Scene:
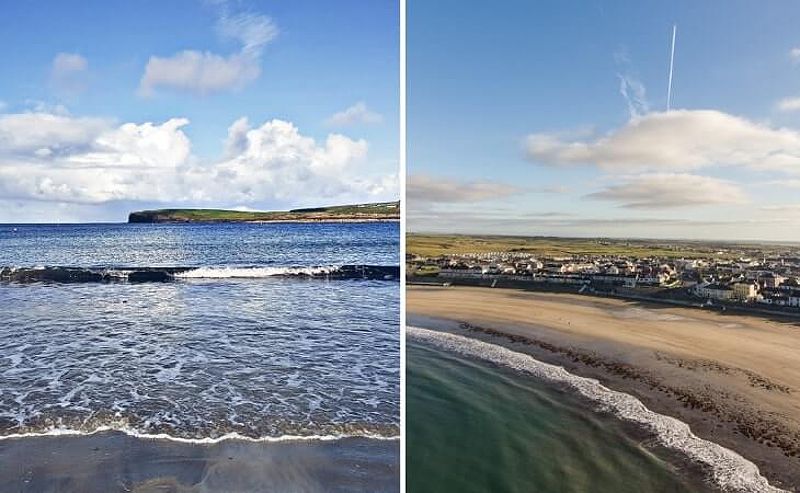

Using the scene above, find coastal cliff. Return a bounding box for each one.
[128,201,400,223]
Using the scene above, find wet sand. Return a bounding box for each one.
[408,285,800,492]
[0,432,399,493]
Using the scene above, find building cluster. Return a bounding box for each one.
[408,250,800,308]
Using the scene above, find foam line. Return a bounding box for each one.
[0,426,400,444]
[173,266,338,278]
[0,264,400,282]
[408,326,786,493]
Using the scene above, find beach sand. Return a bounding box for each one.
[0,432,399,493]
[408,285,800,491]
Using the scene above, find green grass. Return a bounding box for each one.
[129,201,400,223]
[407,233,792,259]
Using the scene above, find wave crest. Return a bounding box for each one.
[0,264,399,283]
[173,266,338,278]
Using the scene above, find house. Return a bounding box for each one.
[694,283,734,301]
[731,281,758,301]
[759,273,786,289]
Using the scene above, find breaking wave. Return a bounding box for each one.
[0,265,399,283]
[408,326,786,493]
[172,266,338,278]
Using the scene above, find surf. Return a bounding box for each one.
[0,264,400,283]
[408,326,787,493]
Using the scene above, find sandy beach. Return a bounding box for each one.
[408,285,800,491]
[0,432,399,493]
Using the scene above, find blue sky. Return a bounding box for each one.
[0,0,398,222]
[408,0,800,241]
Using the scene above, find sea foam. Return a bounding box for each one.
[0,426,400,444]
[408,326,787,493]
[172,266,338,278]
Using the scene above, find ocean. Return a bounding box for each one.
[407,326,786,493]
[407,331,718,493]
[0,222,400,492]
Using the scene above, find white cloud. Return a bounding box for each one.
[50,53,88,95]
[139,13,277,96]
[0,116,191,204]
[618,74,649,118]
[52,53,87,73]
[408,175,526,203]
[139,51,260,96]
[759,204,800,214]
[585,173,748,209]
[204,118,377,203]
[526,109,800,174]
[791,47,800,60]
[217,12,277,57]
[760,178,800,189]
[0,110,395,207]
[326,102,383,126]
[613,48,649,118]
[777,97,800,112]
[0,112,108,154]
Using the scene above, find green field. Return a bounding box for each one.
[128,201,400,223]
[407,233,796,259]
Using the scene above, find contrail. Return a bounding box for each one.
[667,24,676,111]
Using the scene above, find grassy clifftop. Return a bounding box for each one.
[128,201,400,223]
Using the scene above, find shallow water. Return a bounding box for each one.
[407,339,712,493]
[0,223,400,439]
[0,431,399,493]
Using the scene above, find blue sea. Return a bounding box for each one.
[0,222,400,440]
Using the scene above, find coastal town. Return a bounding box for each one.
[407,237,800,312]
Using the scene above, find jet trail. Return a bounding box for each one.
[667,24,676,111]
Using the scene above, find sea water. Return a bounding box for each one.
[0,222,400,440]
[406,329,783,493]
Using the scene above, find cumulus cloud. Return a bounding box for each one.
[408,175,527,203]
[585,173,748,209]
[0,110,395,207]
[203,118,374,203]
[0,116,191,204]
[791,47,800,60]
[50,53,88,95]
[326,102,383,126]
[526,109,800,174]
[139,12,277,96]
[0,112,108,155]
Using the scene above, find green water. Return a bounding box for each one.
[407,341,709,493]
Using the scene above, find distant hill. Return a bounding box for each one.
[128,201,400,223]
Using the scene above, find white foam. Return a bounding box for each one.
[0,426,399,444]
[408,326,787,493]
[172,266,338,279]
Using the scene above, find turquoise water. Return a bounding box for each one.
[407,340,710,493]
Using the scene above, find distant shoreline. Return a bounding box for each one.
[143,218,401,224]
[127,201,400,223]
[408,285,800,492]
